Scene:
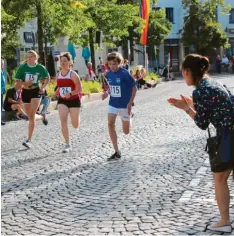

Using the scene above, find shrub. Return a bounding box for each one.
[46,80,103,96]
[144,73,160,83]
[81,81,103,94]
[46,80,57,97]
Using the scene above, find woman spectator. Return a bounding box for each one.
[122,59,129,70]
[134,69,145,89]
[140,68,147,78]
[86,62,95,82]
[134,69,157,89]
[168,54,234,234]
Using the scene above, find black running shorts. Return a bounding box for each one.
[22,87,41,103]
[57,97,81,108]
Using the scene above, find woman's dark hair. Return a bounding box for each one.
[182,54,209,84]
[60,52,73,64]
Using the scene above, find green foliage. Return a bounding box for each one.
[148,9,172,47]
[180,0,231,55]
[115,0,172,55]
[144,72,160,82]
[2,0,91,63]
[81,81,103,94]
[46,80,57,97]
[46,80,103,96]
[1,7,22,59]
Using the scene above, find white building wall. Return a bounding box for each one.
[16,0,234,73]
[156,0,184,39]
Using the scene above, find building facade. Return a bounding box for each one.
[217,0,234,57]
[15,0,234,75]
[148,0,234,72]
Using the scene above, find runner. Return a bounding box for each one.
[15,50,50,149]
[102,52,137,161]
[53,52,82,153]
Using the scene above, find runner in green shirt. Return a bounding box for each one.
[15,50,50,149]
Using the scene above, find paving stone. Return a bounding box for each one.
[1,75,234,236]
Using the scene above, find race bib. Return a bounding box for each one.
[60,87,72,97]
[25,74,38,83]
[110,86,121,97]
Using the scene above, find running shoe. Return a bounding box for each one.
[107,151,121,161]
[62,144,72,153]
[19,114,28,121]
[13,114,21,121]
[1,121,6,126]
[22,140,32,149]
[42,113,48,126]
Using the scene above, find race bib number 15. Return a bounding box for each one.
[60,87,72,97]
[110,86,121,97]
[25,74,38,83]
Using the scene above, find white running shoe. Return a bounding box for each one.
[22,140,32,149]
[62,144,72,153]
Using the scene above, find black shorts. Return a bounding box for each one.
[22,87,41,103]
[57,97,81,108]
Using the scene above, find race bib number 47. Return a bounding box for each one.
[60,87,72,97]
[25,74,38,83]
[110,86,121,97]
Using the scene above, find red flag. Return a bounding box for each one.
[140,0,150,45]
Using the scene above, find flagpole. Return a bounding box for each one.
[144,45,148,72]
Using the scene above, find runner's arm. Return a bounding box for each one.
[71,71,82,96]
[40,76,50,90]
[128,85,137,105]
[15,79,33,87]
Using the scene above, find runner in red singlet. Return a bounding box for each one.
[53,53,82,153]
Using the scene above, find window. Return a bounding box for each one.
[230,9,234,24]
[166,8,174,23]
[152,7,160,11]
[23,32,34,43]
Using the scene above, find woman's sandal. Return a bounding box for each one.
[206,223,232,233]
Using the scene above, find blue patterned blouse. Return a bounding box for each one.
[193,78,234,131]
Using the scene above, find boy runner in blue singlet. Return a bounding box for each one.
[102,52,137,161]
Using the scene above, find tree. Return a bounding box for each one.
[1,5,30,59]
[148,9,172,47]
[71,0,141,71]
[2,0,91,65]
[115,0,171,62]
[180,0,231,55]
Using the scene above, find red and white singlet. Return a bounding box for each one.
[57,70,79,100]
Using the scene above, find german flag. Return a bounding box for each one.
[140,0,150,45]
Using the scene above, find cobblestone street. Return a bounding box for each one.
[1,75,234,236]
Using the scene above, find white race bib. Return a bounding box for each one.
[60,87,72,97]
[110,86,121,98]
[25,74,38,83]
